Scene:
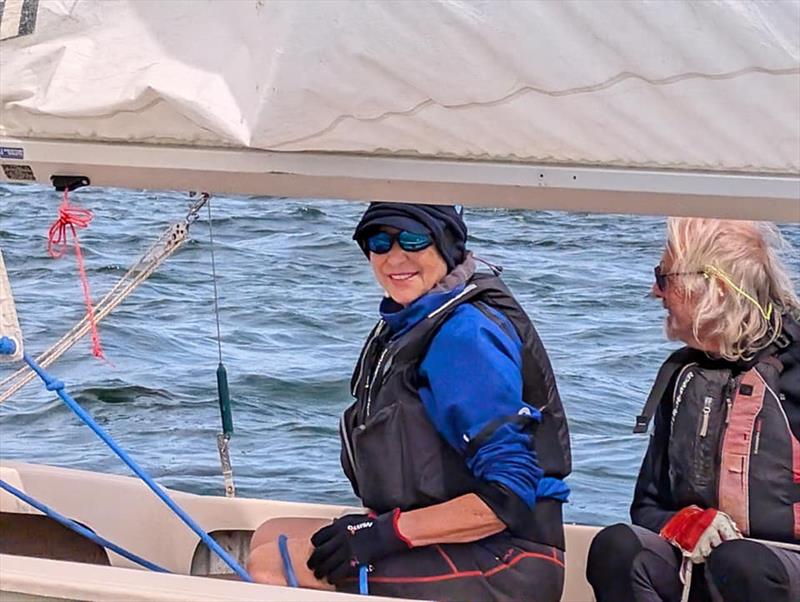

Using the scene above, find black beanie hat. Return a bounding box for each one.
[353,203,468,271]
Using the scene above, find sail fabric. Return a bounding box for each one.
[0,250,23,363]
[1,0,798,175]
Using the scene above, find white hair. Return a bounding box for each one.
[666,217,799,361]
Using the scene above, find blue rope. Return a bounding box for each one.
[0,338,252,582]
[277,532,368,592]
[277,534,299,587]
[0,478,168,573]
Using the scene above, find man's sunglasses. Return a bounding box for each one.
[366,230,434,254]
[653,265,706,291]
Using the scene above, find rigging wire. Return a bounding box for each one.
[0,336,252,581]
[0,195,209,402]
[204,196,236,498]
[207,199,224,364]
[0,192,245,571]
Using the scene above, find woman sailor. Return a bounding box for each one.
[247,202,571,601]
[587,217,800,602]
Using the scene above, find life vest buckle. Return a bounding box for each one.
[633,415,649,434]
[774,331,791,350]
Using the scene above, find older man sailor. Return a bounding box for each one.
[247,203,571,602]
[587,217,800,602]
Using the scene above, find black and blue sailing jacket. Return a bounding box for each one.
[340,270,572,548]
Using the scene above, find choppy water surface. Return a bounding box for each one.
[1,183,797,526]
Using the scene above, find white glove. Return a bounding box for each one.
[689,510,742,562]
[661,505,742,564]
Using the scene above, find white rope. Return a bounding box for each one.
[680,558,693,602]
[0,222,190,403]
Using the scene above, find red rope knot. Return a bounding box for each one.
[47,190,105,360]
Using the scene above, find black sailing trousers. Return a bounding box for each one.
[585,523,800,602]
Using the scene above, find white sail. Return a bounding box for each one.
[0,250,23,363]
[1,0,799,218]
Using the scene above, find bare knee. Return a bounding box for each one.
[247,517,334,589]
[250,517,326,552]
[251,518,289,552]
[247,542,284,585]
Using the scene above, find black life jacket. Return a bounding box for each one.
[339,273,571,545]
[637,317,800,543]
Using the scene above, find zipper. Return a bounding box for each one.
[765,378,792,434]
[366,347,390,418]
[426,283,478,319]
[765,376,796,450]
[700,396,713,437]
[340,414,358,473]
[724,375,738,425]
[753,417,763,455]
[351,321,385,397]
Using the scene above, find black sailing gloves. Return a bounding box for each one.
[307,508,412,583]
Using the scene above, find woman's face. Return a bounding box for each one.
[369,227,448,306]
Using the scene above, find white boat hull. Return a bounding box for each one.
[0,460,599,601]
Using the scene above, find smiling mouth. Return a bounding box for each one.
[388,272,418,281]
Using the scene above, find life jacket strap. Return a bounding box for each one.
[633,348,694,434]
[633,315,796,434]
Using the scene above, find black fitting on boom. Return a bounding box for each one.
[51,175,91,192]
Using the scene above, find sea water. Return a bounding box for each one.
[1,183,797,526]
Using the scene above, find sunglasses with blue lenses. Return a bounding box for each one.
[366,230,434,254]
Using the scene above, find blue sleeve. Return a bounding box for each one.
[418,304,544,508]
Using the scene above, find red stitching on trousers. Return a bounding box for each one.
[434,545,458,573]
[362,551,564,584]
